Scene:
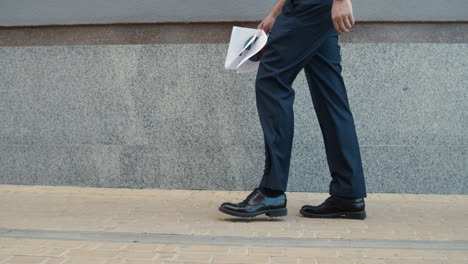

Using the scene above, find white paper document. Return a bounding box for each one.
[224,26,268,73]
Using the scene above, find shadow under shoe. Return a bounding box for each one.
[218,188,287,218]
[300,195,366,220]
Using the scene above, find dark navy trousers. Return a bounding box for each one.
[256,0,367,199]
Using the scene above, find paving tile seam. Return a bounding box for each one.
[0,228,467,251]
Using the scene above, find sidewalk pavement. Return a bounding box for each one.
[0,184,467,264]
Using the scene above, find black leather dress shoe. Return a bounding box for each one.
[300,196,366,220]
[219,188,287,217]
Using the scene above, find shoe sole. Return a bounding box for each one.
[219,207,287,218]
[300,210,366,220]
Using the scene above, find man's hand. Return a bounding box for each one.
[258,14,277,34]
[258,0,286,33]
[332,0,355,34]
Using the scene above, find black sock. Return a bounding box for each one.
[259,186,284,197]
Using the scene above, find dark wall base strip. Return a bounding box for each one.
[0,22,467,46]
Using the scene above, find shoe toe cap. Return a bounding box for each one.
[300,204,318,213]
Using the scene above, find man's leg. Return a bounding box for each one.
[256,0,337,192]
[218,0,345,218]
[303,32,367,199]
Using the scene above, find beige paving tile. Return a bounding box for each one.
[212,254,269,263]
[4,255,49,264]
[285,248,339,258]
[154,252,176,261]
[173,253,213,262]
[42,257,66,264]
[340,233,393,240]
[0,247,20,255]
[41,241,85,249]
[362,249,448,259]
[119,260,163,264]
[40,248,69,257]
[248,246,284,256]
[0,254,13,263]
[446,260,468,264]
[155,245,179,253]
[271,256,301,264]
[354,258,386,264]
[315,232,344,239]
[124,244,159,252]
[14,245,49,256]
[298,257,319,264]
[0,239,22,247]
[117,250,158,260]
[180,245,229,254]
[12,240,51,247]
[74,242,101,250]
[381,259,447,264]
[337,249,367,258]
[227,246,248,255]
[94,242,129,250]
[60,256,108,264]
[441,250,468,259]
[64,248,120,258]
[315,257,356,264]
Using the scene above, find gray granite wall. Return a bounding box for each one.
[1,0,467,26]
[1,43,467,194]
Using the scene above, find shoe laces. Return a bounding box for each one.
[323,196,334,205]
[242,188,262,204]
